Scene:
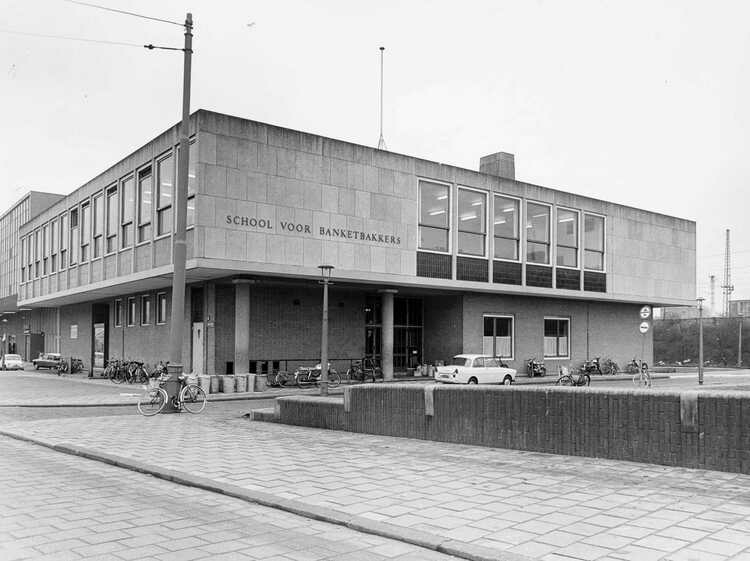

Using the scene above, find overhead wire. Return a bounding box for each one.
[62,0,185,27]
[0,28,145,48]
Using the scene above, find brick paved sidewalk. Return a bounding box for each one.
[2,413,750,561]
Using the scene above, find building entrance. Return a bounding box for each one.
[365,295,423,373]
[92,303,109,373]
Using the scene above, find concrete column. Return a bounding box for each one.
[379,289,398,381]
[181,285,191,370]
[205,283,216,376]
[233,280,252,373]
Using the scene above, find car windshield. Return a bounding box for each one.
[5,355,21,360]
[447,357,471,367]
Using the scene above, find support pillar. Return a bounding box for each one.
[205,283,216,376]
[379,289,397,381]
[233,280,252,374]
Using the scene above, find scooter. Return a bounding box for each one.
[526,358,547,378]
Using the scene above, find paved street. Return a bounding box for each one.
[0,435,456,561]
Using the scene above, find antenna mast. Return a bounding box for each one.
[722,229,734,317]
[377,46,387,150]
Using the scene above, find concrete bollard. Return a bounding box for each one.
[235,374,248,393]
[197,375,211,394]
[209,375,220,394]
[255,373,268,392]
[220,375,235,393]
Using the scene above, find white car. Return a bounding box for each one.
[1,354,24,371]
[434,354,516,385]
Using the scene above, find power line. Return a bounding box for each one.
[0,28,144,48]
[63,0,184,27]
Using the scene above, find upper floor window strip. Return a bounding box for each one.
[418,180,450,253]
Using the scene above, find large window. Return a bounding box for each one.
[138,168,152,243]
[121,176,134,248]
[80,203,90,262]
[418,180,450,252]
[114,299,122,327]
[50,220,57,273]
[127,297,136,327]
[556,208,579,268]
[42,225,48,275]
[526,202,550,264]
[157,292,167,324]
[493,195,519,260]
[584,214,605,271]
[157,155,173,236]
[106,187,118,253]
[457,188,486,257]
[483,315,513,359]
[544,318,569,358]
[34,229,40,277]
[93,194,103,258]
[60,214,68,268]
[141,295,152,326]
[20,237,26,282]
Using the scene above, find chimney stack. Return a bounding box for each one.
[480,152,515,180]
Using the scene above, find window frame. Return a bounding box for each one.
[93,193,104,259]
[59,213,68,269]
[105,185,118,254]
[42,224,48,276]
[140,294,152,326]
[120,175,135,249]
[156,292,167,325]
[543,316,570,360]
[156,152,174,237]
[583,212,606,273]
[456,185,488,258]
[50,219,57,273]
[482,314,515,360]
[126,296,136,327]
[417,178,452,255]
[525,200,552,266]
[492,193,521,262]
[137,166,153,244]
[177,139,198,228]
[114,299,122,328]
[555,206,580,270]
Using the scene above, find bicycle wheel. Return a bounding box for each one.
[180,384,207,414]
[136,367,148,384]
[556,375,573,386]
[137,387,167,416]
[633,373,648,387]
[327,370,341,388]
[296,372,314,387]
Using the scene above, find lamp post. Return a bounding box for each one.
[318,265,334,397]
[697,297,704,385]
[739,313,744,368]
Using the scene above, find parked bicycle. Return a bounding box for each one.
[294,362,341,388]
[581,357,603,376]
[267,369,292,387]
[346,357,381,383]
[625,358,648,374]
[601,357,619,375]
[556,366,590,387]
[137,373,207,416]
[526,358,546,377]
[632,362,652,388]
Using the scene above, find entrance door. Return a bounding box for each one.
[192,322,204,375]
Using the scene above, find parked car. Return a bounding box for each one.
[434,354,516,385]
[1,354,24,370]
[32,352,62,370]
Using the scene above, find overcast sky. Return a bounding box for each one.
[1,0,749,307]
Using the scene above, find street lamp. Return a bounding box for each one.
[697,297,704,385]
[738,313,744,368]
[318,265,334,397]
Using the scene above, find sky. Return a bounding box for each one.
[1,0,749,309]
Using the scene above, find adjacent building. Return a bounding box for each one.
[14,110,696,376]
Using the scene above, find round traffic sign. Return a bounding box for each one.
[640,305,651,319]
[639,321,650,334]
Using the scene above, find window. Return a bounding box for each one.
[483,315,513,359]
[70,208,79,265]
[157,155,173,236]
[138,168,152,243]
[419,180,450,252]
[127,297,136,326]
[493,195,519,260]
[141,295,152,325]
[457,188,486,257]
[584,214,605,271]
[177,141,198,227]
[80,203,90,262]
[93,194,103,258]
[114,299,122,327]
[157,293,167,324]
[60,214,68,269]
[544,318,570,358]
[42,225,48,275]
[34,230,40,277]
[20,237,26,282]
[526,202,550,264]
[121,176,134,248]
[556,208,579,268]
[50,220,57,272]
[106,187,118,253]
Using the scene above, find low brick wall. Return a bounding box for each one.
[274,384,750,475]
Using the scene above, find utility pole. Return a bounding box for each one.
[739,314,744,368]
[722,229,733,317]
[697,297,704,385]
[164,12,193,410]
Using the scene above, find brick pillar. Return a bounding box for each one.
[233,280,252,373]
[379,289,397,380]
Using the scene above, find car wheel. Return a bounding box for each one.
[468,377,478,385]
[503,375,513,386]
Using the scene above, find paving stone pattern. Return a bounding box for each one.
[2,414,750,560]
[0,436,458,561]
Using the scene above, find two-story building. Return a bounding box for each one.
[16,110,696,376]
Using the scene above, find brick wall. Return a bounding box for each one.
[275,385,750,475]
[423,294,462,365]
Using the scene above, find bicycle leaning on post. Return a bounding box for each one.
[137,373,207,416]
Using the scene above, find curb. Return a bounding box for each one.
[0,428,532,561]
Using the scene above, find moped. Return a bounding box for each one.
[526,358,547,378]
